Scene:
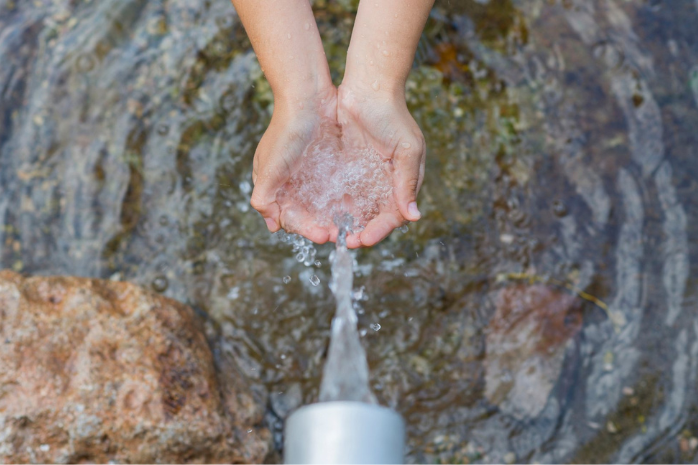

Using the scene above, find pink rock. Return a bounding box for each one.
[0,270,269,463]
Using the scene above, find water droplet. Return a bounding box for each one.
[283,275,292,284]
[370,323,381,331]
[314,260,321,267]
[151,275,169,293]
[157,124,169,136]
[309,275,320,286]
[296,252,306,262]
[287,33,292,39]
[552,199,568,217]
[369,60,374,66]
[398,225,408,233]
[76,54,95,72]
[371,80,380,91]
[360,328,367,337]
[382,50,390,56]
[394,13,398,18]
[298,102,304,109]
[304,22,310,30]
[401,142,411,149]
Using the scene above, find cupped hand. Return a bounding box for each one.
[336,83,426,248]
[250,85,338,244]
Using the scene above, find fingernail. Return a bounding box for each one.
[264,217,278,231]
[408,202,421,220]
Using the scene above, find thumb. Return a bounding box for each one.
[393,136,425,222]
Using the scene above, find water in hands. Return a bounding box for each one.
[276,121,395,235]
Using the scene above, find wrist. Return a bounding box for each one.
[342,43,409,102]
[339,71,406,111]
[272,71,334,107]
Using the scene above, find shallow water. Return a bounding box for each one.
[1,0,698,462]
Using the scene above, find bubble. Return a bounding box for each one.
[360,328,367,337]
[371,80,380,91]
[296,252,306,262]
[315,260,321,267]
[283,275,292,284]
[309,275,320,286]
[370,323,381,331]
[151,275,168,293]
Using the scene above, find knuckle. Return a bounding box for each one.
[250,192,266,212]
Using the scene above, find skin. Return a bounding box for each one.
[231,0,435,248]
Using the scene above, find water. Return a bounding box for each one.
[319,215,376,404]
[1,0,698,462]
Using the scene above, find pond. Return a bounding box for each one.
[1,0,697,462]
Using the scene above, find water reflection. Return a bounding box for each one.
[1,0,697,462]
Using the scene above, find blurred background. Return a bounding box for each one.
[1,0,697,462]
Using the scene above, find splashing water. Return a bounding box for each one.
[277,122,394,232]
[319,215,377,404]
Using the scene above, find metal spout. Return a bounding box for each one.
[284,401,405,464]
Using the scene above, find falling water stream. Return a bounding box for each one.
[319,215,376,404]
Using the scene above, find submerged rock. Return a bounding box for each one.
[485,284,583,420]
[0,270,269,464]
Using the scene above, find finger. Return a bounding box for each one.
[358,211,404,247]
[345,231,363,249]
[250,143,299,231]
[393,136,425,222]
[280,206,330,244]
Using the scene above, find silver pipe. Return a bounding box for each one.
[284,401,405,464]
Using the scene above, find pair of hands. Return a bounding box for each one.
[250,81,426,249]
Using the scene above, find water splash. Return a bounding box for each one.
[319,214,376,404]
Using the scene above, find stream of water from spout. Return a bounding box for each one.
[319,215,377,404]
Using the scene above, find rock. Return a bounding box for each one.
[485,284,582,420]
[0,270,269,464]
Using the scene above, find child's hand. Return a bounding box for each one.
[250,86,338,244]
[337,83,426,248]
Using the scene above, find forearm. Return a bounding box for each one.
[231,0,333,108]
[343,0,434,99]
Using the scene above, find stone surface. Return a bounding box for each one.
[0,270,269,464]
[485,284,583,420]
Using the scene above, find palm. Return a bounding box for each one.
[337,84,426,248]
[250,88,338,244]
